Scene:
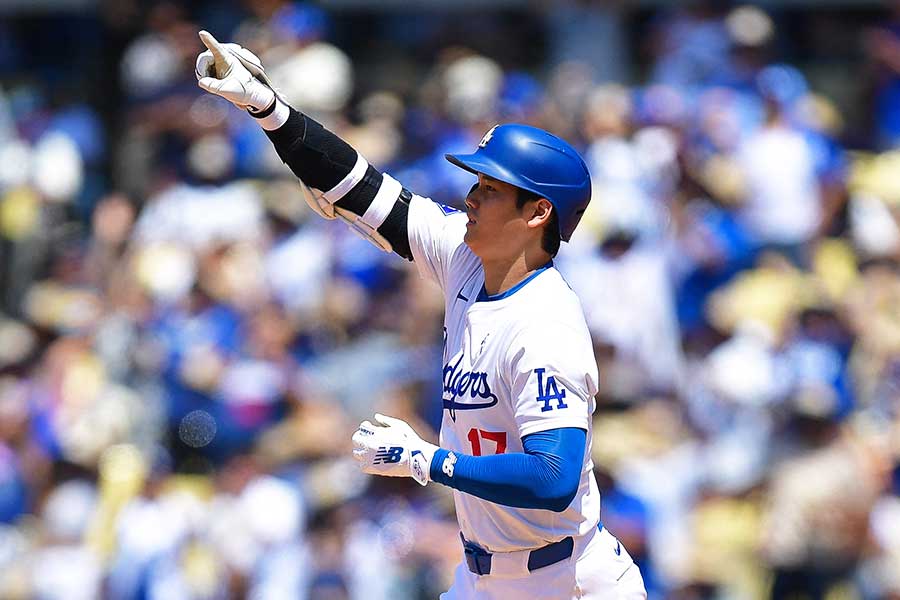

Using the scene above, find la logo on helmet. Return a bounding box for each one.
[479,125,498,148]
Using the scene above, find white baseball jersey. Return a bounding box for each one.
[406,193,602,553]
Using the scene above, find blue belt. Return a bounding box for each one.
[461,533,574,576]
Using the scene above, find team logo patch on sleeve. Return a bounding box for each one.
[438,203,461,216]
[534,368,568,412]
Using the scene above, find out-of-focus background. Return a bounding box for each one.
[1,0,899,598]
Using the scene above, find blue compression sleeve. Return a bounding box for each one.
[429,427,585,512]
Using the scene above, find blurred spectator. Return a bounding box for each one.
[763,405,888,599]
[735,67,823,254]
[649,1,732,89]
[561,225,684,396]
[864,0,900,149]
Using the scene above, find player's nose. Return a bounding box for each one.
[465,184,479,210]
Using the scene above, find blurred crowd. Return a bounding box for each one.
[1,0,900,598]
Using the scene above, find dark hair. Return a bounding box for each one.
[516,188,561,257]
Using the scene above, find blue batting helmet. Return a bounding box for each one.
[445,124,591,242]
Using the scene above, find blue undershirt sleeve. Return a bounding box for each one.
[429,427,586,512]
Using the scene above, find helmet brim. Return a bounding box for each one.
[445,153,522,190]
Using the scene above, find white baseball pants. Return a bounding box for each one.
[440,526,647,600]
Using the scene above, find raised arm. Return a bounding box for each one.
[194,30,413,260]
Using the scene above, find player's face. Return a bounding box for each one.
[463,174,531,260]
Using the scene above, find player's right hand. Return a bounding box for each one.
[351,414,437,486]
[195,30,277,112]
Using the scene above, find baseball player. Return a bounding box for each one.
[195,31,646,599]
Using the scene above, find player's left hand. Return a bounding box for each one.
[351,414,438,486]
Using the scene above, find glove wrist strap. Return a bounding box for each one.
[410,442,439,487]
[248,96,276,117]
[250,99,290,131]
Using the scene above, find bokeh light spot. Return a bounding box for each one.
[179,410,217,448]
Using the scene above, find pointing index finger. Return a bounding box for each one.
[198,30,223,53]
[198,30,232,76]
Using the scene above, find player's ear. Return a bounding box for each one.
[526,198,553,230]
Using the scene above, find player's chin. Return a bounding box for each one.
[463,225,477,247]
[464,234,489,260]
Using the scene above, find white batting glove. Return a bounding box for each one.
[351,414,438,486]
[195,30,282,112]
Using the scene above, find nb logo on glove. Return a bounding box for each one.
[373,446,404,464]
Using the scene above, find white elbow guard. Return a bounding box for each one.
[298,180,338,221]
[299,152,369,220]
[333,207,393,253]
[298,155,399,253]
[333,172,402,253]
